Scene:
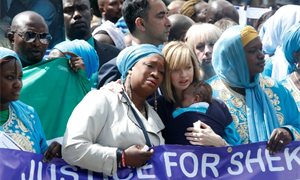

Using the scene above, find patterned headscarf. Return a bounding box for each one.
[53,39,99,79]
[0,47,22,67]
[213,25,279,142]
[116,44,162,82]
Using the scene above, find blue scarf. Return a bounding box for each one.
[0,47,22,66]
[53,39,99,79]
[116,44,162,82]
[213,25,279,142]
[282,23,300,73]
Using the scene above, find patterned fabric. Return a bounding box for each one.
[208,75,300,144]
[1,101,48,154]
[213,25,280,142]
[281,76,300,112]
[115,17,129,34]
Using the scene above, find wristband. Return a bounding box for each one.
[121,150,126,167]
[116,148,123,168]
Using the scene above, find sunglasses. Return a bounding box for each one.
[16,31,52,44]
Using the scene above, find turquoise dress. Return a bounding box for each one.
[1,101,48,154]
[208,75,300,144]
[280,76,300,112]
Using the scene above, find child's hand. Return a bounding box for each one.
[64,52,85,72]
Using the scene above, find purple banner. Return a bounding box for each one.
[0,141,300,179]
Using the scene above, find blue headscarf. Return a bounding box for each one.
[116,44,162,82]
[213,25,279,142]
[0,47,22,67]
[283,23,300,71]
[53,39,99,79]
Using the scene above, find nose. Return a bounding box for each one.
[258,49,265,60]
[73,9,82,20]
[165,16,171,27]
[179,69,187,77]
[32,35,42,46]
[204,45,211,55]
[13,79,22,90]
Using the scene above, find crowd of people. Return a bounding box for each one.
[0,0,300,177]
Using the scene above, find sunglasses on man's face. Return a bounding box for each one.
[16,31,52,45]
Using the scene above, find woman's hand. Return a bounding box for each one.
[267,128,292,154]
[185,122,227,147]
[43,141,62,162]
[124,145,154,168]
[64,52,85,72]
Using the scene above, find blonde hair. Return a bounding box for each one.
[180,0,199,18]
[162,41,200,103]
[185,23,222,49]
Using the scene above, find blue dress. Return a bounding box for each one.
[208,75,300,144]
[280,75,300,112]
[1,101,48,154]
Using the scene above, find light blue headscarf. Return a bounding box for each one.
[53,39,99,79]
[0,47,22,67]
[282,23,300,71]
[213,25,279,142]
[259,5,300,55]
[116,44,162,82]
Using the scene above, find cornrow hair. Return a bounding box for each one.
[180,0,199,18]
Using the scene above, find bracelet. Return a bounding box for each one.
[116,148,123,168]
[121,150,126,168]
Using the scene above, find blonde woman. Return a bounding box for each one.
[150,41,241,146]
[185,23,222,80]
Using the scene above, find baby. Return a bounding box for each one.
[168,81,233,145]
[172,81,212,118]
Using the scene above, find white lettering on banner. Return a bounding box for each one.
[21,160,36,180]
[202,153,220,178]
[88,170,94,180]
[245,149,265,173]
[137,164,156,179]
[265,150,284,172]
[164,152,178,177]
[180,152,198,178]
[228,152,244,175]
[60,165,79,180]
[285,146,300,170]
[51,164,56,180]
[15,144,300,179]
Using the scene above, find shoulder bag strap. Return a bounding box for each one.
[121,90,152,147]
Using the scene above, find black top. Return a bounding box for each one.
[149,96,233,145]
